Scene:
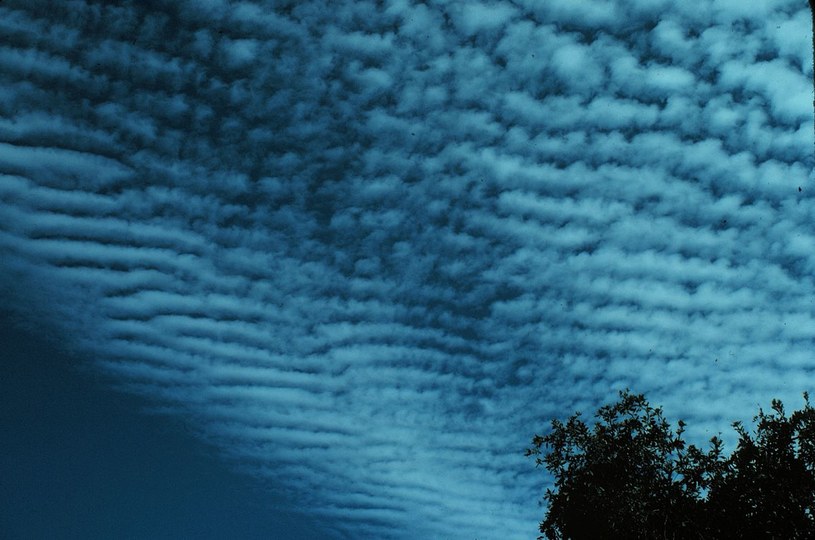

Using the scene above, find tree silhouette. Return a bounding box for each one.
[527,391,815,539]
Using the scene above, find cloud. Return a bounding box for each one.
[0,0,813,538]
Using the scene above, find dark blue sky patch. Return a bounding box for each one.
[0,313,327,540]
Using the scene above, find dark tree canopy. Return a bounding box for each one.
[526,391,815,540]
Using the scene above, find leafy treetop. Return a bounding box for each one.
[526,390,815,540]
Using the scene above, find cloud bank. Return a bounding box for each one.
[0,0,813,537]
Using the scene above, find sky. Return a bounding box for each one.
[0,0,813,538]
[0,311,327,540]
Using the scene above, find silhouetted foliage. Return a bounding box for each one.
[526,391,815,540]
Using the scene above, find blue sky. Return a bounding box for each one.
[0,0,813,538]
[0,312,327,539]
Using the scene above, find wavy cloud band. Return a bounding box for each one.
[0,1,812,537]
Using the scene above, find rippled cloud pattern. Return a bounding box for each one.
[0,1,813,538]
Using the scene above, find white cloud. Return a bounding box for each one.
[0,0,813,538]
[448,2,518,37]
